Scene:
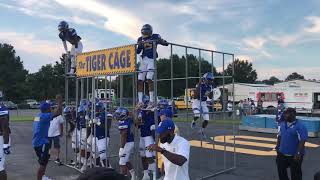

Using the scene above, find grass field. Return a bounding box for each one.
[10,115,34,121]
[9,114,241,125]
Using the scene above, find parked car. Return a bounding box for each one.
[25,99,40,109]
[2,101,18,109]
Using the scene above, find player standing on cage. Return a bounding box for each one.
[136,24,169,110]
[136,98,156,180]
[58,21,83,75]
[191,72,215,138]
[115,107,135,179]
[0,103,10,180]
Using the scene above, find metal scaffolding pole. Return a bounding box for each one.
[120,75,123,107]
[222,53,226,170]
[64,55,69,164]
[152,41,158,180]
[232,54,237,168]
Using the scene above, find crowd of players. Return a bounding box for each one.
[33,95,181,180]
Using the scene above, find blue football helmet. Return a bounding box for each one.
[63,106,72,114]
[58,21,69,32]
[142,95,150,108]
[80,99,88,107]
[141,24,153,37]
[158,99,169,110]
[203,72,214,85]
[77,105,86,113]
[96,101,105,112]
[114,107,129,121]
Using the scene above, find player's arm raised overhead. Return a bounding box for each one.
[53,94,63,118]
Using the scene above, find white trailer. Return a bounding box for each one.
[222,80,320,113]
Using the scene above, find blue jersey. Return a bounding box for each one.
[118,118,134,142]
[95,112,106,139]
[136,34,168,59]
[59,28,81,45]
[32,113,53,147]
[76,115,86,130]
[197,82,213,101]
[139,110,155,137]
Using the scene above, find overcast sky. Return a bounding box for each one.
[0,0,320,80]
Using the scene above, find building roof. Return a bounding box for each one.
[274,79,320,85]
[236,83,271,87]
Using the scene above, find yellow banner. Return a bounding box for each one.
[76,45,136,77]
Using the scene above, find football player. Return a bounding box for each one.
[136,100,156,180]
[115,107,135,179]
[136,24,169,109]
[191,72,215,138]
[0,103,10,180]
[58,21,83,75]
[87,102,112,168]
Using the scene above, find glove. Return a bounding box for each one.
[3,144,10,155]
[85,115,90,121]
[119,148,124,157]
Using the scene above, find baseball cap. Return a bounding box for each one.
[158,108,173,118]
[156,119,175,134]
[40,101,50,112]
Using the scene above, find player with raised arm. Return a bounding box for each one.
[191,72,215,138]
[115,107,135,180]
[136,24,169,110]
[32,95,62,180]
[58,21,83,75]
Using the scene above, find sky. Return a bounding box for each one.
[0,0,320,80]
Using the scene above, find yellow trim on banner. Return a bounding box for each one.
[76,45,136,77]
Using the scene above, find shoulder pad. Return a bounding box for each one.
[59,32,65,39]
[69,28,77,35]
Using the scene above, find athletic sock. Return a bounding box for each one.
[149,91,154,102]
[138,92,143,103]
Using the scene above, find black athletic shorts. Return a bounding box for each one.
[34,144,50,166]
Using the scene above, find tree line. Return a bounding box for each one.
[0,43,309,103]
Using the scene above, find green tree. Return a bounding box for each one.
[285,72,304,81]
[262,76,281,85]
[157,54,216,98]
[0,43,28,102]
[26,56,75,101]
[225,59,257,83]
